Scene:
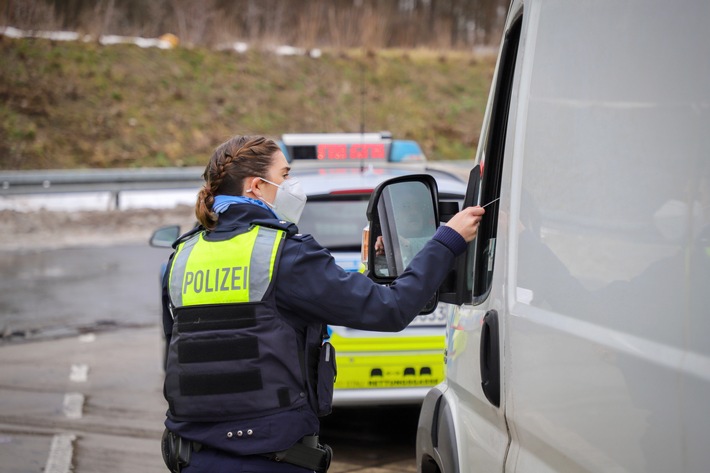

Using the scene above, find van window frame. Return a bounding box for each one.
[470,13,523,305]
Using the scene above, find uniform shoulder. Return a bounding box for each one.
[288,232,314,243]
[173,225,203,248]
[252,218,301,238]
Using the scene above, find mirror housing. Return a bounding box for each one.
[363,174,441,313]
[149,225,181,248]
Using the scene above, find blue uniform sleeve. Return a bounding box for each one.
[275,226,465,331]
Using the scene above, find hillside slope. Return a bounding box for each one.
[0,37,495,170]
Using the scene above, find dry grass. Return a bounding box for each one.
[0,37,496,170]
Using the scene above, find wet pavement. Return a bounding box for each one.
[0,244,173,340]
[0,243,422,472]
[0,325,420,472]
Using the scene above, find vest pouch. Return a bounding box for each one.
[317,342,337,416]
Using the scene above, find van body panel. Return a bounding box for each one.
[446,305,510,471]
[417,0,710,471]
[507,1,709,471]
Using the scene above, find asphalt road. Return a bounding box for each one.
[0,242,422,472]
[0,244,173,339]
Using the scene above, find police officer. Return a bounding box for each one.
[160,135,485,472]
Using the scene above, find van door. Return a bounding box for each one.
[442,6,524,471]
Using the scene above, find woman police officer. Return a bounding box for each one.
[160,135,485,472]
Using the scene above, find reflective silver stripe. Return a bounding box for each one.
[169,233,200,308]
[249,227,282,301]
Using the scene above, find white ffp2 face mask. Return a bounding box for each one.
[259,178,307,224]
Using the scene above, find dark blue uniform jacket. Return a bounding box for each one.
[161,203,467,455]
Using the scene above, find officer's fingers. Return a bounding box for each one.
[468,205,486,217]
[455,206,485,222]
[445,206,485,242]
[466,207,485,233]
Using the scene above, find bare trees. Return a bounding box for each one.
[1,0,507,49]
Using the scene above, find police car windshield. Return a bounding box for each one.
[298,195,369,251]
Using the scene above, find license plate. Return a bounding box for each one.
[408,305,449,327]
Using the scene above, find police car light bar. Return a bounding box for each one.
[281,132,392,146]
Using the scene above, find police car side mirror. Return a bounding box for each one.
[363,174,440,313]
[149,225,181,248]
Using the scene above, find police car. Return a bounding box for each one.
[152,132,466,406]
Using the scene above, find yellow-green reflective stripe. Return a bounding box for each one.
[249,227,284,301]
[168,233,200,308]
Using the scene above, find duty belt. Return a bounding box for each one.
[161,429,331,472]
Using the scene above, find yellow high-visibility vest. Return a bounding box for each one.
[168,225,284,307]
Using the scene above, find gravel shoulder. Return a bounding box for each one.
[0,206,197,252]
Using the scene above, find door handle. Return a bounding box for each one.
[480,310,501,407]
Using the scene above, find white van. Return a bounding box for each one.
[363,0,710,471]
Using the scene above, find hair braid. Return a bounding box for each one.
[194,135,281,231]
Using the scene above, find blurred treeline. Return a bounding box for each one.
[2,0,507,49]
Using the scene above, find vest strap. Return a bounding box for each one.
[179,369,262,396]
[175,304,257,333]
[178,337,259,364]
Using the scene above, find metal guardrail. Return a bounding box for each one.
[0,162,474,196]
[0,167,205,195]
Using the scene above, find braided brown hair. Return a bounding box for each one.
[195,135,281,230]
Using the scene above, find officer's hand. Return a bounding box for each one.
[445,206,485,243]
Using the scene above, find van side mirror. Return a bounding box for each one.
[149,225,181,248]
[363,174,440,313]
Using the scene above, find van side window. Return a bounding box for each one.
[471,15,522,302]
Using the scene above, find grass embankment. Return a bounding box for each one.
[0,37,496,170]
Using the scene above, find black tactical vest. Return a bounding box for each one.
[164,225,332,422]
